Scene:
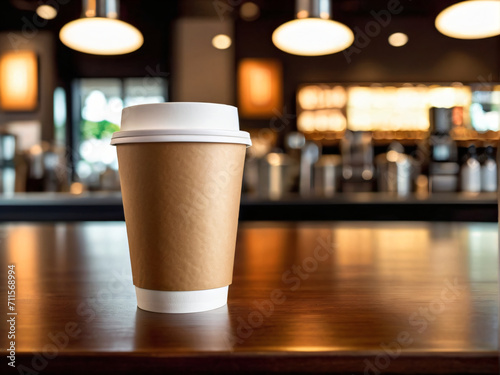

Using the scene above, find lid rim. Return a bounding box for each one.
[112,129,250,139]
[110,133,252,147]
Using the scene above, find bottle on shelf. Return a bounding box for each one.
[480,146,497,192]
[460,144,481,192]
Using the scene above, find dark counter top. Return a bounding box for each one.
[241,191,498,222]
[0,192,497,221]
[0,221,497,374]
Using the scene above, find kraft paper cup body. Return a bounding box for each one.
[112,103,250,313]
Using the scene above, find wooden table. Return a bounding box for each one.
[0,221,498,374]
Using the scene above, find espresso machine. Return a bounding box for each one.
[428,107,459,192]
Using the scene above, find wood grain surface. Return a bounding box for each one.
[0,221,497,374]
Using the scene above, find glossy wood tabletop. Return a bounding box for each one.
[0,222,498,374]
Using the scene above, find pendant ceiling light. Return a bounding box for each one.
[435,0,500,39]
[60,0,143,55]
[272,0,354,56]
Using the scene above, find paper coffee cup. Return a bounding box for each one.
[112,103,251,313]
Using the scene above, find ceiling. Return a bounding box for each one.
[0,0,464,31]
[0,0,497,80]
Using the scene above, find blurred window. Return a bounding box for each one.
[74,77,167,189]
[470,85,500,132]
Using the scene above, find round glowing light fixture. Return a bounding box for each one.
[435,0,500,39]
[272,0,353,56]
[388,32,408,47]
[240,2,260,21]
[59,0,143,55]
[60,18,143,55]
[212,34,232,50]
[36,4,58,20]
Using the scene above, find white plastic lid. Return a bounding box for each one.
[121,102,239,131]
[135,285,229,313]
[113,102,251,146]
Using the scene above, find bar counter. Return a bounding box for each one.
[0,192,497,221]
[0,221,498,374]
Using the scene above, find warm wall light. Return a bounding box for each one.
[0,51,38,112]
[435,0,500,39]
[238,59,282,118]
[272,0,353,56]
[240,2,260,21]
[60,0,143,55]
[388,32,408,47]
[36,4,58,20]
[212,34,232,50]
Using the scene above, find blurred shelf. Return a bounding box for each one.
[0,192,496,222]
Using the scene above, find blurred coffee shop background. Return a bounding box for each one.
[0,0,499,221]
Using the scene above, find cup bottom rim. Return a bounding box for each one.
[135,285,229,314]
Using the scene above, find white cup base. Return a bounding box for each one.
[135,285,229,313]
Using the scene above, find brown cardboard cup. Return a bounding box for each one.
[116,142,246,313]
[112,103,250,313]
